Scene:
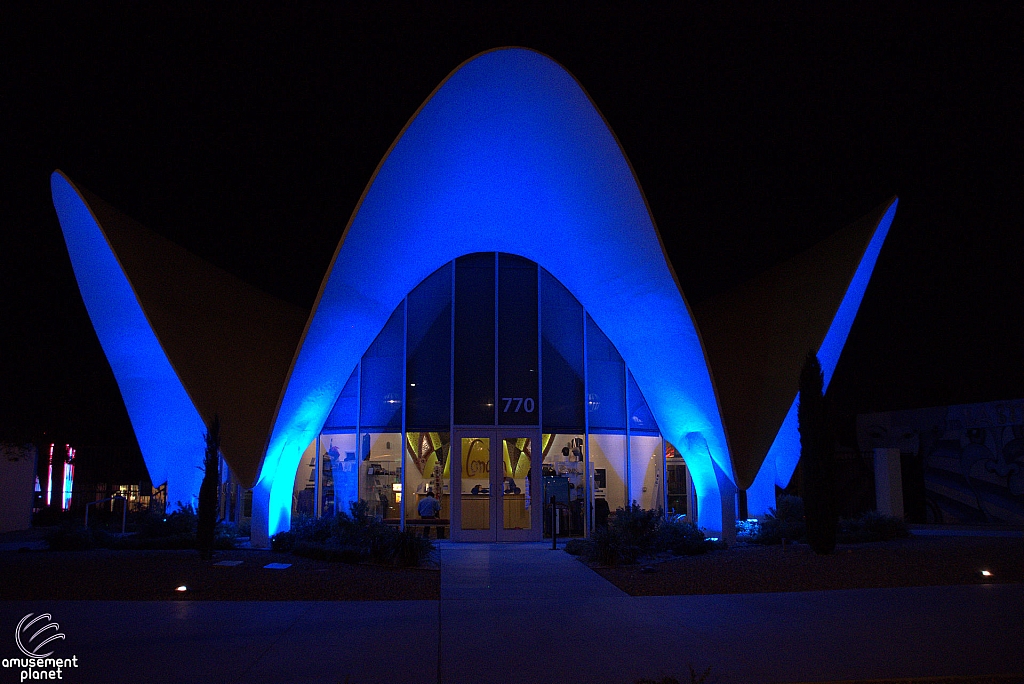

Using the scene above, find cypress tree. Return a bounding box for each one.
[799,352,837,554]
[197,415,220,561]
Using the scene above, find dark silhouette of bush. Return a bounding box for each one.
[272,500,432,567]
[838,511,910,543]
[751,495,807,545]
[270,530,296,551]
[564,538,588,555]
[46,523,95,550]
[655,520,709,556]
[799,353,837,554]
[45,502,235,551]
[572,503,714,565]
[196,416,220,561]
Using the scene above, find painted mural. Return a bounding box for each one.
[857,399,1024,525]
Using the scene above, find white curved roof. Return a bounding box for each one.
[254,48,731,538]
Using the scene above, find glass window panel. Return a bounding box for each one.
[360,303,405,430]
[540,269,585,431]
[630,434,664,511]
[502,436,532,529]
[586,315,626,430]
[292,439,318,519]
[407,263,453,430]
[321,431,358,517]
[665,442,690,520]
[323,365,359,430]
[460,436,491,530]
[358,432,402,519]
[542,433,585,537]
[498,254,539,426]
[454,253,495,425]
[404,431,450,533]
[627,370,659,433]
[588,433,627,522]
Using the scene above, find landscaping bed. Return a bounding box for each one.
[0,547,439,601]
[594,534,1023,596]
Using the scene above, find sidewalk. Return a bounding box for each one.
[0,541,1020,684]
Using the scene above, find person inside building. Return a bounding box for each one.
[418,488,442,538]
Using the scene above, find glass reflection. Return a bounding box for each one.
[588,433,627,530]
[292,440,318,519]
[460,437,491,530]
[502,437,532,530]
[404,431,450,533]
[630,435,664,511]
[543,433,586,537]
[321,432,358,516]
[359,432,402,519]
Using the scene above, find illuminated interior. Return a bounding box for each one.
[288,256,691,541]
[50,46,893,547]
[255,47,727,546]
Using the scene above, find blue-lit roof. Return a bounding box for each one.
[746,198,898,515]
[51,172,207,507]
[254,48,731,539]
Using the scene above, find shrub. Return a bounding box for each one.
[46,501,238,552]
[614,503,662,550]
[213,521,238,549]
[656,520,710,556]
[292,540,362,564]
[289,514,336,544]
[197,416,220,560]
[751,496,806,545]
[837,511,909,543]
[799,352,837,555]
[586,526,640,565]
[270,531,296,552]
[564,538,588,556]
[773,494,805,523]
[47,523,95,551]
[735,518,760,540]
[137,503,197,538]
[236,517,251,537]
[387,529,435,568]
[584,502,661,565]
[277,500,433,567]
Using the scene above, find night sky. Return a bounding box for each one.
[3,3,1022,479]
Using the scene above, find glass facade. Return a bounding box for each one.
[292,253,689,538]
[404,431,450,528]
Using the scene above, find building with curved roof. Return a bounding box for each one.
[51,48,896,547]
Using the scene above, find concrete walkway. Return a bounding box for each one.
[0,542,1021,684]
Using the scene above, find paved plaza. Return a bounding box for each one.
[1,541,1021,684]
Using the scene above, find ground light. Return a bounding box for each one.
[175,585,187,592]
[981,570,992,577]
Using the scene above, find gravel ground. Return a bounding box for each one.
[0,547,440,601]
[1,532,1019,603]
[787,678,1022,684]
[594,535,1024,596]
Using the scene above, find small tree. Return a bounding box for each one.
[197,415,220,560]
[799,352,837,554]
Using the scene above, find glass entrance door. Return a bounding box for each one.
[451,429,540,541]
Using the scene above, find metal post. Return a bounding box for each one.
[550,495,558,550]
[314,434,322,519]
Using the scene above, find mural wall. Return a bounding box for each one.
[857,399,1024,525]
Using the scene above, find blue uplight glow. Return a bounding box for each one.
[51,172,207,507]
[746,199,898,516]
[253,48,731,543]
